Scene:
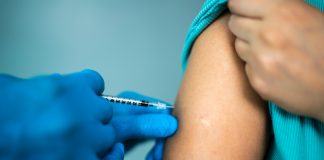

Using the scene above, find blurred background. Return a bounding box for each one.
[0,0,203,159]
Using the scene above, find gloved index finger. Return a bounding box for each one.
[64,69,105,95]
[112,114,177,142]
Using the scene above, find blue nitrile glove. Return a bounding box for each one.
[0,70,177,160]
[108,91,178,153]
[103,143,124,160]
[146,139,166,160]
[146,106,173,160]
[0,70,117,160]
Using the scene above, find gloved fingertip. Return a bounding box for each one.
[137,115,178,137]
[166,116,178,136]
[80,69,105,95]
[115,143,125,154]
[104,143,125,160]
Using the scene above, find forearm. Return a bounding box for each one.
[164,13,269,159]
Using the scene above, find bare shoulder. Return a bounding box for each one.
[163,12,269,159]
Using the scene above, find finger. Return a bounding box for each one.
[59,85,104,121]
[245,64,255,86]
[228,15,260,42]
[94,96,113,124]
[152,139,165,160]
[244,64,267,99]
[234,38,251,63]
[113,91,171,115]
[85,123,116,157]
[112,114,177,142]
[65,69,105,95]
[59,71,109,121]
[228,0,270,17]
[146,139,165,160]
[103,143,125,160]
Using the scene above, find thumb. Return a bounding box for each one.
[64,69,105,95]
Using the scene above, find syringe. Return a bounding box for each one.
[102,95,174,110]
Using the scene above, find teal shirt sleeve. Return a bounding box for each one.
[305,0,324,11]
[182,0,324,159]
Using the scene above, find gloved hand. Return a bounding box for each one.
[0,70,117,160]
[109,91,177,153]
[0,70,178,160]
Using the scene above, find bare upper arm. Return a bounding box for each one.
[163,12,269,159]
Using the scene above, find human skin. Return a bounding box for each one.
[228,0,324,122]
[163,12,269,159]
